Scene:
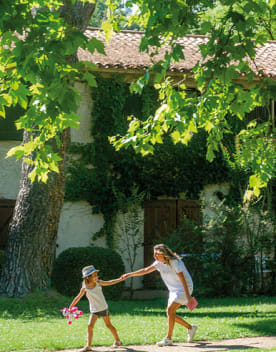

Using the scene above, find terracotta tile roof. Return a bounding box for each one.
[78,28,276,79]
[253,42,276,78]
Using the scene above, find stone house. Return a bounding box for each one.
[0,28,275,288]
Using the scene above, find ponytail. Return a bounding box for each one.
[154,243,181,264]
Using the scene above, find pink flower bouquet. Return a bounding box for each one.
[60,306,83,324]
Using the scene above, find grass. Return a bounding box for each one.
[219,350,276,352]
[0,290,275,352]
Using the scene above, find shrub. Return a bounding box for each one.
[162,203,275,297]
[51,247,125,299]
[161,222,208,295]
[162,210,250,297]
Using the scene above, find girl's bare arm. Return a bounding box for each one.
[99,277,125,286]
[69,287,86,309]
[121,265,156,279]
[177,272,193,303]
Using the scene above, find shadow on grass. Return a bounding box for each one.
[191,341,261,350]
[115,308,276,324]
[0,292,275,324]
[233,318,276,336]
[189,296,276,308]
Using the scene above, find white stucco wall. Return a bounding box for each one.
[56,83,103,255]
[71,82,93,144]
[56,201,106,255]
[56,82,101,254]
[200,182,230,222]
[0,141,21,200]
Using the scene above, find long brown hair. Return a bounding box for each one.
[82,274,97,287]
[154,243,181,264]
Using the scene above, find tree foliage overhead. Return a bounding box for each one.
[0,0,101,182]
[109,0,276,200]
[89,0,108,27]
[0,0,275,199]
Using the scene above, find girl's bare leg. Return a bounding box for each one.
[167,302,180,339]
[175,314,192,329]
[86,314,98,349]
[103,316,120,341]
[167,302,192,339]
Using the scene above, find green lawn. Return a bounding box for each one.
[227,350,276,352]
[0,291,275,351]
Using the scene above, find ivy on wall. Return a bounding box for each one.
[65,75,235,247]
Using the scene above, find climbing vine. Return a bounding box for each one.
[65,75,240,247]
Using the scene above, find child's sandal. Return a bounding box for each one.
[111,340,122,348]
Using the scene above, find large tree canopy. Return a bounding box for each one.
[0,0,103,182]
[109,0,276,200]
[1,0,275,195]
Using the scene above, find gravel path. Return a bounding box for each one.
[55,336,276,352]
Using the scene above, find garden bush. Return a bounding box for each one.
[51,247,125,299]
[164,213,249,297]
[163,203,275,297]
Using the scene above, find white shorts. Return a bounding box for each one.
[168,287,193,306]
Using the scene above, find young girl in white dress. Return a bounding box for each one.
[69,265,124,351]
[121,243,197,346]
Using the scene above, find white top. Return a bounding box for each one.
[153,258,193,293]
[84,282,108,313]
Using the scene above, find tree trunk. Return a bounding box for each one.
[0,0,96,297]
[0,130,68,296]
[60,0,96,31]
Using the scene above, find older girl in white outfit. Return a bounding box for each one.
[122,243,197,346]
[69,265,123,351]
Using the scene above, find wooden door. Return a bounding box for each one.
[177,200,201,224]
[143,199,201,288]
[143,200,176,288]
[0,199,15,250]
[144,200,177,266]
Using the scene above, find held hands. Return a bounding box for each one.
[101,273,132,284]
[120,273,131,280]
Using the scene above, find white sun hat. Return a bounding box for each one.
[82,265,99,278]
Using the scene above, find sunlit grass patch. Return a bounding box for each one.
[0,291,275,351]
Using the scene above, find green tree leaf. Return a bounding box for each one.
[87,37,106,55]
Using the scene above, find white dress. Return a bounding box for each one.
[153,259,193,305]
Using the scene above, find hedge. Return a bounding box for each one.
[51,247,125,300]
